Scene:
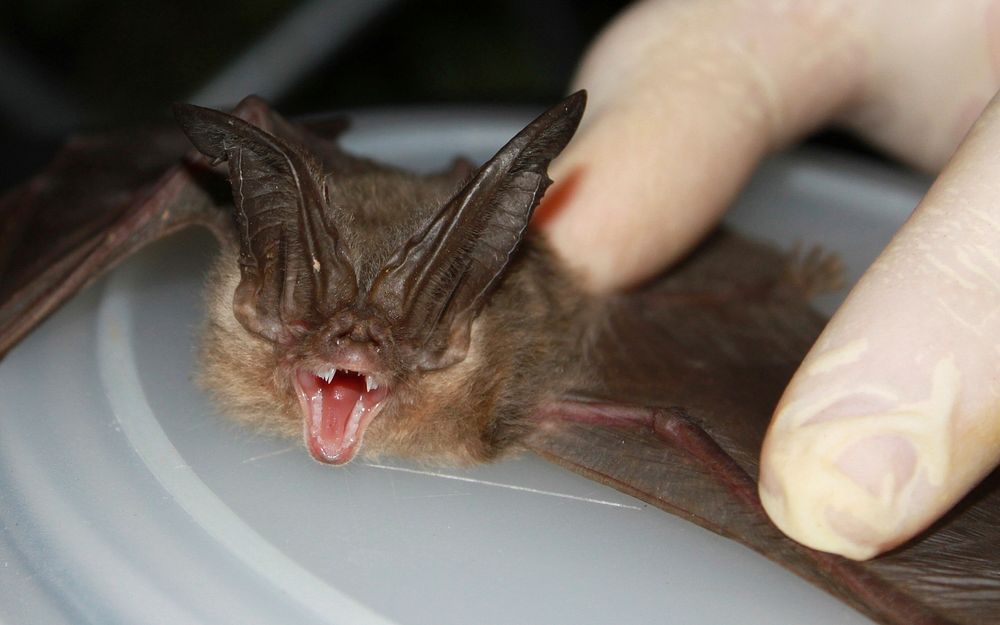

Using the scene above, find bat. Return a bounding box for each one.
[175,93,593,467]
[1,92,997,625]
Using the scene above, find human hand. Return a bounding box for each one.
[542,0,1000,560]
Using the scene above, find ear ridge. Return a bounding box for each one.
[173,101,357,342]
[370,91,586,369]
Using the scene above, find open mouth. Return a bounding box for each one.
[293,367,389,465]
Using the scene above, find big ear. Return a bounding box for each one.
[368,91,586,370]
[173,100,357,343]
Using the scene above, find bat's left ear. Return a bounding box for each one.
[369,90,586,370]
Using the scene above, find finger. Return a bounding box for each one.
[543,0,873,293]
[545,0,1000,293]
[836,0,1000,172]
[760,91,1000,561]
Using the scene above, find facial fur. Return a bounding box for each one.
[198,226,595,465]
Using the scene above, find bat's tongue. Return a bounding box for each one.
[294,370,387,464]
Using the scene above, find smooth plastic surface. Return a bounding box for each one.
[0,108,928,625]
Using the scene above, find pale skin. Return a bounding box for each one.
[544,0,1000,560]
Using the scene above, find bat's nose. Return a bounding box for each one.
[320,309,391,356]
[348,325,369,343]
[322,322,382,358]
[330,310,389,343]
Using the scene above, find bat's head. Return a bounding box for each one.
[174,92,585,465]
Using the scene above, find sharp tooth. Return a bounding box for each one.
[365,375,375,392]
[316,367,335,383]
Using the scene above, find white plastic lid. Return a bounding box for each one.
[0,108,927,625]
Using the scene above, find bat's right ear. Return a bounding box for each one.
[172,103,252,165]
[172,98,308,162]
[172,102,358,344]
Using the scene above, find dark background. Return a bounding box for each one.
[0,0,631,186]
[1,0,879,189]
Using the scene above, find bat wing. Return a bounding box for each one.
[0,122,233,360]
[524,231,999,625]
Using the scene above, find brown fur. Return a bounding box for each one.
[197,229,595,466]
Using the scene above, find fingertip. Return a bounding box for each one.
[759,428,919,561]
[541,98,736,293]
[759,91,1000,560]
[759,357,972,561]
[541,110,675,293]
